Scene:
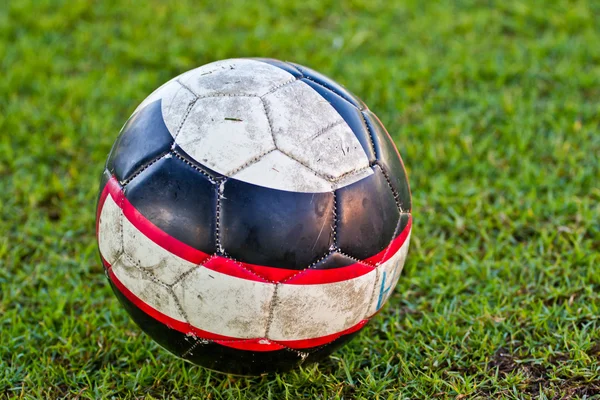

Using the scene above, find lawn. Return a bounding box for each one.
[1,0,600,398]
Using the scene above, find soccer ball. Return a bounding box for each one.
[96,58,412,375]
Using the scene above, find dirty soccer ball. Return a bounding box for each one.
[96,58,412,375]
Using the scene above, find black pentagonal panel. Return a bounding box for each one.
[288,62,367,110]
[302,78,376,162]
[253,58,303,78]
[362,110,412,212]
[124,156,217,254]
[221,179,335,269]
[336,167,400,260]
[107,100,174,182]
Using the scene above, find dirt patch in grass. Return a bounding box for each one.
[483,347,600,398]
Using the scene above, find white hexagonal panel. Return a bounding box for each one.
[231,149,333,193]
[268,271,376,341]
[172,266,275,339]
[111,254,186,322]
[178,58,295,98]
[175,96,276,175]
[263,80,369,180]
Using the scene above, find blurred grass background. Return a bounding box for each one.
[1,0,600,398]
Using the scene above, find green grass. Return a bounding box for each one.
[2,0,600,398]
